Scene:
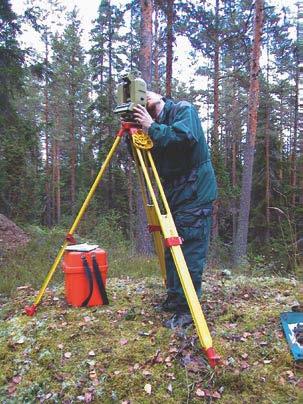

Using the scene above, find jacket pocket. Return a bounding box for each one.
[174,206,212,241]
[166,169,198,210]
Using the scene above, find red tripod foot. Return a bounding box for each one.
[24,304,37,316]
[204,347,222,368]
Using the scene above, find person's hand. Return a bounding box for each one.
[133,104,154,131]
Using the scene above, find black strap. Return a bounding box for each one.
[92,255,109,305]
[81,256,94,307]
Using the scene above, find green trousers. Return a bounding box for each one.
[165,207,212,310]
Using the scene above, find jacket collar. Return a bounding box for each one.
[157,99,174,124]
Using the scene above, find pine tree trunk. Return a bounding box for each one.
[55,140,61,223]
[298,1,303,206]
[137,0,153,255]
[265,43,270,241]
[127,157,135,250]
[69,47,76,215]
[70,104,76,214]
[44,34,52,227]
[140,0,152,85]
[108,7,114,209]
[231,82,238,245]
[291,59,298,207]
[154,4,160,93]
[211,0,220,240]
[233,0,264,265]
[265,106,270,241]
[165,0,174,97]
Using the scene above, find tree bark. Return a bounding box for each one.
[296,1,303,206]
[153,3,160,93]
[139,0,153,84]
[211,0,220,239]
[265,38,270,242]
[108,4,114,209]
[136,0,153,255]
[69,45,76,215]
[233,0,264,264]
[44,33,52,227]
[291,56,298,207]
[165,0,174,97]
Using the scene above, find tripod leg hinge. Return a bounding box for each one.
[164,237,182,247]
[66,233,77,244]
[24,304,37,316]
[148,225,161,233]
[204,347,221,368]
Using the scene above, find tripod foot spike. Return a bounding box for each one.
[24,304,37,316]
[204,347,221,368]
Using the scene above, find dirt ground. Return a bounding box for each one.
[0,214,30,252]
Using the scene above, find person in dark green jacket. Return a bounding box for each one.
[133,91,217,329]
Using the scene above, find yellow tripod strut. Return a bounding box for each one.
[25,134,123,316]
[130,142,166,285]
[133,144,220,366]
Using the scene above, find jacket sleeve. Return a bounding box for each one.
[148,105,198,148]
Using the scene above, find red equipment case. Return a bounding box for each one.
[62,248,108,307]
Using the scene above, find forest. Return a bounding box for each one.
[0,0,302,272]
[0,0,303,402]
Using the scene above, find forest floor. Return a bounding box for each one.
[0,272,302,403]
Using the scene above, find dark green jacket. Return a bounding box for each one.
[148,99,217,211]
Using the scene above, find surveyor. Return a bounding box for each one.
[133,92,217,329]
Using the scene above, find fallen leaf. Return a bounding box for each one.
[64,352,72,359]
[263,360,271,364]
[144,383,152,395]
[88,350,95,356]
[241,353,248,359]
[7,384,17,395]
[84,392,93,403]
[12,376,22,384]
[57,344,64,349]
[241,361,250,370]
[133,363,140,370]
[260,341,268,346]
[196,388,205,397]
[167,383,173,393]
[89,370,97,380]
[286,370,295,379]
[142,370,152,376]
[16,336,25,344]
[120,338,128,346]
[114,370,121,375]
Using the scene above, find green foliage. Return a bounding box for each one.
[0,220,158,296]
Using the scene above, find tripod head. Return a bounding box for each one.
[113,72,147,122]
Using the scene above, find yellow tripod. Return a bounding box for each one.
[24,122,220,367]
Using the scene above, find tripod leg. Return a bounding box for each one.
[146,205,166,285]
[131,143,166,285]
[133,146,220,367]
[25,134,123,315]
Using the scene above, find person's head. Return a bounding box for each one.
[146,91,165,119]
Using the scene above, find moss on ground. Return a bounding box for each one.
[0,273,302,403]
